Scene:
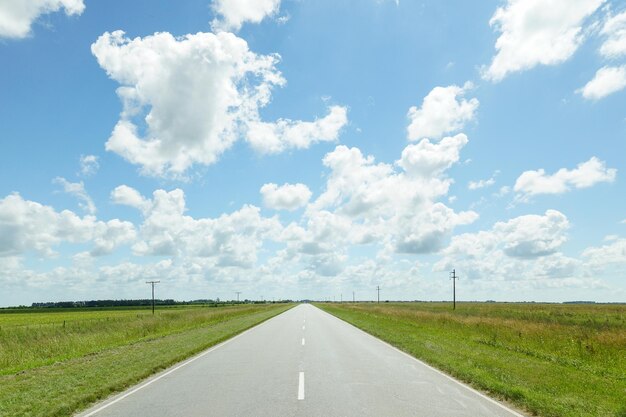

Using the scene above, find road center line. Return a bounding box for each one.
[302,325,305,330]
[297,372,305,400]
[302,337,305,346]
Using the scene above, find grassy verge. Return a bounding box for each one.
[0,303,292,417]
[316,302,626,417]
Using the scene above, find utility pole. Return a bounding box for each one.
[376,285,380,303]
[340,293,342,303]
[235,291,241,303]
[146,280,160,315]
[353,291,355,303]
[450,269,459,310]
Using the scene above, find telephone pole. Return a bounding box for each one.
[352,291,355,303]
[376,285,380,303]
[450,269,459,310]
[340,293,342,303]
[146,280,160,315]
[235,291,241,303]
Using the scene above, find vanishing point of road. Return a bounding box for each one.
[77,304,524,417]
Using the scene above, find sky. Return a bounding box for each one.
[0,0,625,306]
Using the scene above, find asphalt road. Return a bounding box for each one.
[77,304,524,417]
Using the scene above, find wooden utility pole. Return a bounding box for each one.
[146,281,160,314]
[376,286,380,303]
[450,269,459,310]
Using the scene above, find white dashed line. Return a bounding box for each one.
[297,372,305,400]
[302,338,305,346]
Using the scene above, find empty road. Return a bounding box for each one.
[77,304,524,417]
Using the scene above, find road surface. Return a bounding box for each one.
[77,304,524,417]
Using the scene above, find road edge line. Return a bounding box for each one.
[78,305,296,416]
[312,304,526,417]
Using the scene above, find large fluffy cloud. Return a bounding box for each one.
[92,31,347,177]
[116,187,282,268]
[514,157,616,201]
[211,0,281,32]
[483,0,605,82]
[434,210,573,280]
[0,193,135,257]
[406,83,478,140]
[0,0,84,39]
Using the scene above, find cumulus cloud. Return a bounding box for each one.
[211,0,281,32]
[79,155,99,176]
[111,185,151,213]
[495,210,569,258]
[309,137,477,256]
[92,30,347,177]
[246,106,348,154]
[599,9,626,59]
[407,83,478,140]
[582,237,626,270]
[260,183,312,211]
[483,0,605,82]
[0,193,134,258]
[435,210,573,281]
[53,177,96,215]
[0,0,84,39]
[578,65,626,100]
[514,157,616,201]
[125,188,282,268]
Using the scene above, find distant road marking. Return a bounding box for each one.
[302,325,305,330]
[302,338,305,346]
[298,372,305,400]
[81,310,289,416]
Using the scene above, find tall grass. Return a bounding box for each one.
[317,302,626,417]
[0,305,271,375]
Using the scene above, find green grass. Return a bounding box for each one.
[316,302,626,417]
[0,303,292,417]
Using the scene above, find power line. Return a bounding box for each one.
[146,280,160,315]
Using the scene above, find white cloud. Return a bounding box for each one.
[582,237,626,269]
[53,177,96,215]
[127,189,282,268]
[111,185,151,213]
[407,83,478,140]
[599,9,626,59]
[0,193,134,258]
[435,210,573,282]
[468,170,499,190]
[246,106,348,154]
[0,0,84,39]
[260,183,312,211]
[79,155,99,176]
[92,31,346,177]
[483,0,605,82]
[578,65,626,100]
[211,0,281,32]
[514,157,616,201]
[308,137,477,256]
[494,210,569,258]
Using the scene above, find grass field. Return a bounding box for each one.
[316,302,626,417]
[0,303,292,417]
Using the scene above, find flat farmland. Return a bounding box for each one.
[0,303,293,417]
[317,302,626,417]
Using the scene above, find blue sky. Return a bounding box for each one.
[1,0,625,306]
